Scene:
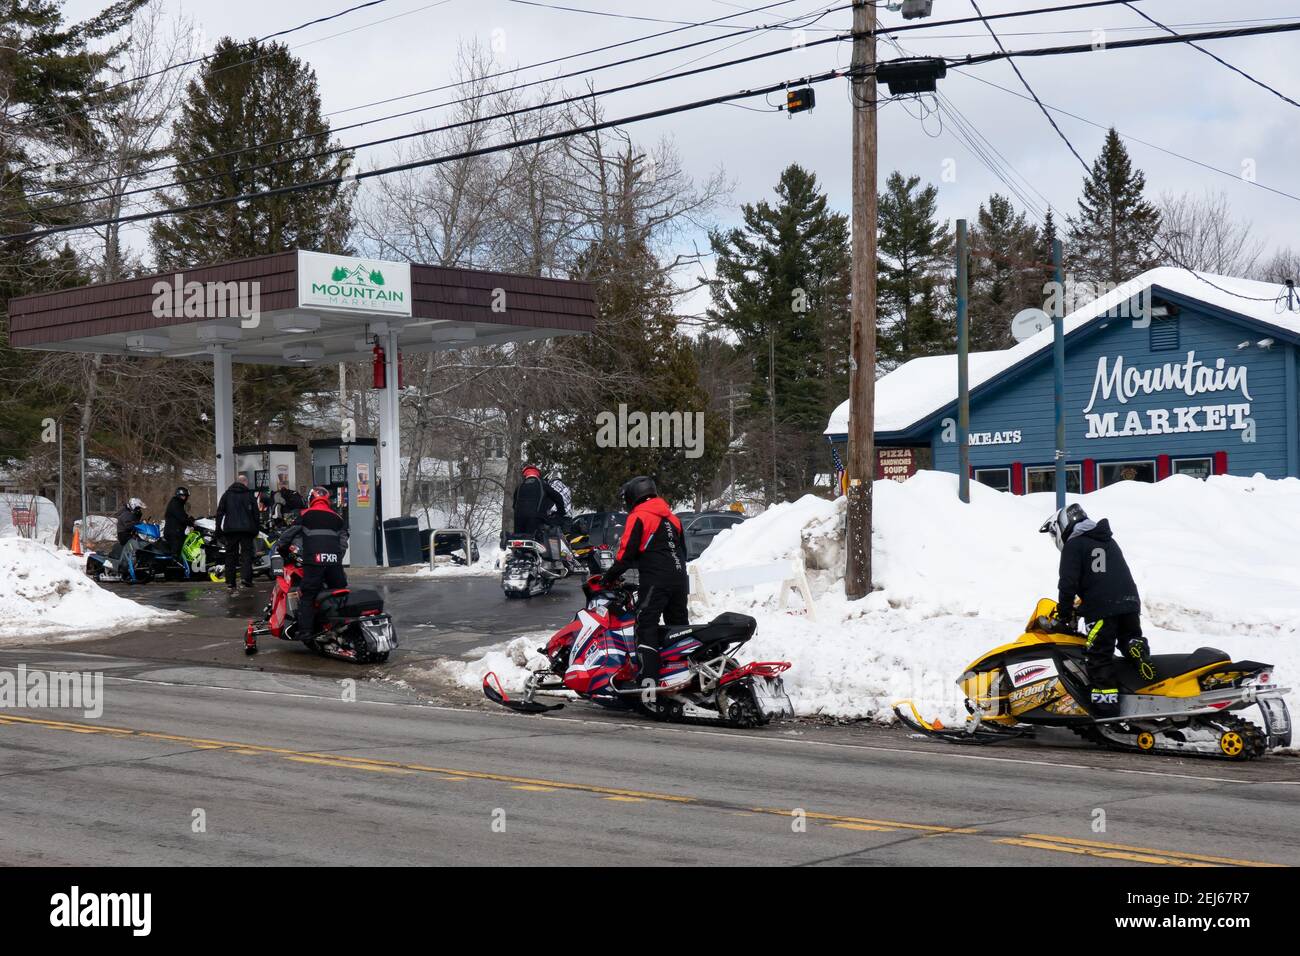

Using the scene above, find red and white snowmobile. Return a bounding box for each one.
[483,575,794,727]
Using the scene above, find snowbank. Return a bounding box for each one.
[0,539,176,642]
[446,472,1300,730]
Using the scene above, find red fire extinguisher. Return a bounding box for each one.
[372,343,386,389]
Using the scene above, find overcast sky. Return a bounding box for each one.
[65,0,1300,314]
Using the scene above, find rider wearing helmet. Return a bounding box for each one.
[277,487,350,641]
[163,486,196,559]
[1040,504,1151,717]
[511,464,566,537]
[601,475,689,691]
[114,497,146,577]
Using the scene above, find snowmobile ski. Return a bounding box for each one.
[893,700,1033,745]
[482,672,564,714]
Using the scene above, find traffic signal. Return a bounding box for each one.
[786,87,816,114]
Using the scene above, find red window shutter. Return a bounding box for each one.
[1082,458,1097,493]
[1011,462,1025,495]
[1213,450,1228,475]
[1156,455,1171,480]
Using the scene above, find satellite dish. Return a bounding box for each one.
[1011,308,1051,343]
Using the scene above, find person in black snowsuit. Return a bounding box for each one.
[1041,504,1153,717]
[600,475,689,691]
[512,465,566,537]
[215,475,260,590]
[277,487,349,641]
[162,487,196,559]
[114,498,145,576]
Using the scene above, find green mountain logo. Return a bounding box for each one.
[329,264,385,284]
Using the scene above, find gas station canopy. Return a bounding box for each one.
[6,249,596,556]
[6,249,595,362]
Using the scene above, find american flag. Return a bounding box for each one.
[831,445,846,494]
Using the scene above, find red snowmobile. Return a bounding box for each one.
[484,575,793,727]
[244,548,397,664]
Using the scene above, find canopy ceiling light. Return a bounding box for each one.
[274,313,321,334]
[196,324,241,344]
[283,343,324,364]
[125,333,170,353]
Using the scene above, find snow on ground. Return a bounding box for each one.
[414,543,503,578]
[0,538,178,642]
[443,471,1300,732]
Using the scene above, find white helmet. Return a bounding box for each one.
[1039,503,1088,552]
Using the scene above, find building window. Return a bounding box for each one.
[1149,314,1180,351]
[973,468,1011,492]
[1097,460,1157,487]
[1172,457,1213,480]
[1026,465,1082,494]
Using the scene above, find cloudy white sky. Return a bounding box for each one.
[65,0,1300,314]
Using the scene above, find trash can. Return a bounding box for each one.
[382,517,421,567]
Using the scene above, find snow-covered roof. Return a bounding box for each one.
[825,268,1298,438]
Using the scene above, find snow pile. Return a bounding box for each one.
[447,472,1300,731]
[0,538,176,641]
[690,471,1300,723]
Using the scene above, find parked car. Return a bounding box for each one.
[682,510,746,560]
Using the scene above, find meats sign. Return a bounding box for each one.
[1082,351,1252,439]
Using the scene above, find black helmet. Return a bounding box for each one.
[1039,503,1089,552]
[175,486,189,499]
[620,475,657,510]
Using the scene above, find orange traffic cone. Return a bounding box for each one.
[71,526,81,555]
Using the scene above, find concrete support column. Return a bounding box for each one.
[212,345,235,489]
[377,330,403,564]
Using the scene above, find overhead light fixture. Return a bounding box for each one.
[274,313,321,334]
[282,344,324,364]
[877,57,947,95]
[125,333,170,354]
[197,324,241,344]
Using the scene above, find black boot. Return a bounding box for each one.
[1090,686,1120,719]
[1127,638,1156,683]
[635,645,661,690]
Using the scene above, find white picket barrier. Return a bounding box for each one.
[689,557,817,621]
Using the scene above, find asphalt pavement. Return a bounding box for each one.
[1,571,1298,866]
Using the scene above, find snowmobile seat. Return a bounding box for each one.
[339,589,384,617]
[1117,646,1230,690]
[664,612,757,649]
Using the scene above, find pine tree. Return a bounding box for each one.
[0,0,145,460]
[876,171,952,366]
[967,194,1041,351]
[149,37,357,438]
[1066,128,1160,288]
[707,163,850,500]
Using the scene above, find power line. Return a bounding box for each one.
[967,0,1088,172]
[3,67,847,244]
[27,28,851,221]
[1120,3,1300,110]
[30,0,833,196]
[13,0,397,129]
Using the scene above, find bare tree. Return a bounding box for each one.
[1158,189,1265,277]
[1253,247,1300,284]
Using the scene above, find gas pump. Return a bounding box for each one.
[309,437,378,567]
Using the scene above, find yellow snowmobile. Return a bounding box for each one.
[895,599,1291,760]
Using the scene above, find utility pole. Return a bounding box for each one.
[844,0,878,600]
[1052,238,1067,510]
[956,219,970,503]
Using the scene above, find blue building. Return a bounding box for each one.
[824,269,1300,494]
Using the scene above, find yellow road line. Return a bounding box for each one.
[1019,833,1286,868]
[996,837,1211,867]
[0,713,1282,866]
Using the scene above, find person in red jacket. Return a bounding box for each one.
[600,475,689,690]
[277,487,350,640]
